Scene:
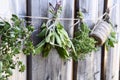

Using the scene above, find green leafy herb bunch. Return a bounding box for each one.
[35,2,77,60]
[72,12,96,59]
[0,15,35,80]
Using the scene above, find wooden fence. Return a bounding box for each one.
[0,0,120,80]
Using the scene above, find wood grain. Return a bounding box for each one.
[105,0,120,80]
[8,0,27,80]
[77,0,103,80]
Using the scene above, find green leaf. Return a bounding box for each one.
[0,22,4,27]
[56,28,66,45]
[110,32,116,38]
[41,23,46,29]
[0,61,2,73]
[19,65,25,72]
[49,31,55,45]
[108,39,114,47]
[56,46,69,59]
[55,32,62,47]
[26,25,34,31]
[35,40,45,55]
[56,22,63,29]
[42,43,51,57]
[12,14,18,19]
[4,22,11,29]
[38,28,47,37]
[6,68,13,76]
[45,30,52,43]
[78,11,84,19]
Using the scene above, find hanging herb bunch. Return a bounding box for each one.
[35,2,77,60]
[0,15,35,79]
[104,19,117,50]
[72,12,97,59]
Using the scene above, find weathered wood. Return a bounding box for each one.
[8,0,27,80]
[0,0,27,79]
[0,0,11,17]
[31,0,74,80]
[77,0,103,80]
[98,0,104,17]
[0,0,27,80]
[105,0,120,80]
[94,1,104,80]
[9,54,27,80]
[77,1,95,80]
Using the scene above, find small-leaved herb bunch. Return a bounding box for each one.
[0,15,35,80]
[72,12,96,59]
[35,2,77,59]
[105,21,117,50]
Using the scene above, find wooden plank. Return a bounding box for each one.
[0,0,12,17]
[98,0,104,16]
[94,1,104,80]
[117,1,120,79]
[8,0,27,80]
[60,0,74,80]
[31,0,74,80]
[77,0,103,80]
[105,0,120,80]
[9,54,27,80]
[31,0,48,80]
[77,0,95,80]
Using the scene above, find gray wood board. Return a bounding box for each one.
[77,0,103,80]
[105,0,120,80]
[8,0,27,80]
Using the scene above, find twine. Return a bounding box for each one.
[0,3,119,28]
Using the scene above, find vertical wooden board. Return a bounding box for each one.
[93,49,102,80]
[9,0,26,15]
[60,0,74,80]
[105,0,120,80]
[8,0,27,80]
[31,0,48,80]
[0,0,12,18]
[77,53,94,80]
[79,0,98,22]
[117,1,120,79]
[31,0,48,29]
[93,0,104,80]
[60,0,74,38]
[31,0,48,45]
[77,0,103,80]
[31,0,74,80]
[98,0,104,16]
[9,54,27,80]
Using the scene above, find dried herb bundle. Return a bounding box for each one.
[72,12,96,59]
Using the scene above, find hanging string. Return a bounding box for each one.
[90,3,119,33]
[0,3,118,22]
[0,3,119,28]
[70,20,80,28]
[20,16,80,21]
[0,3,119,21]
[19,3,118,21]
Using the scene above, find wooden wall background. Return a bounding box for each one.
[0,0,120,80]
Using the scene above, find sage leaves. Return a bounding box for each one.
[35,21,76,59]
